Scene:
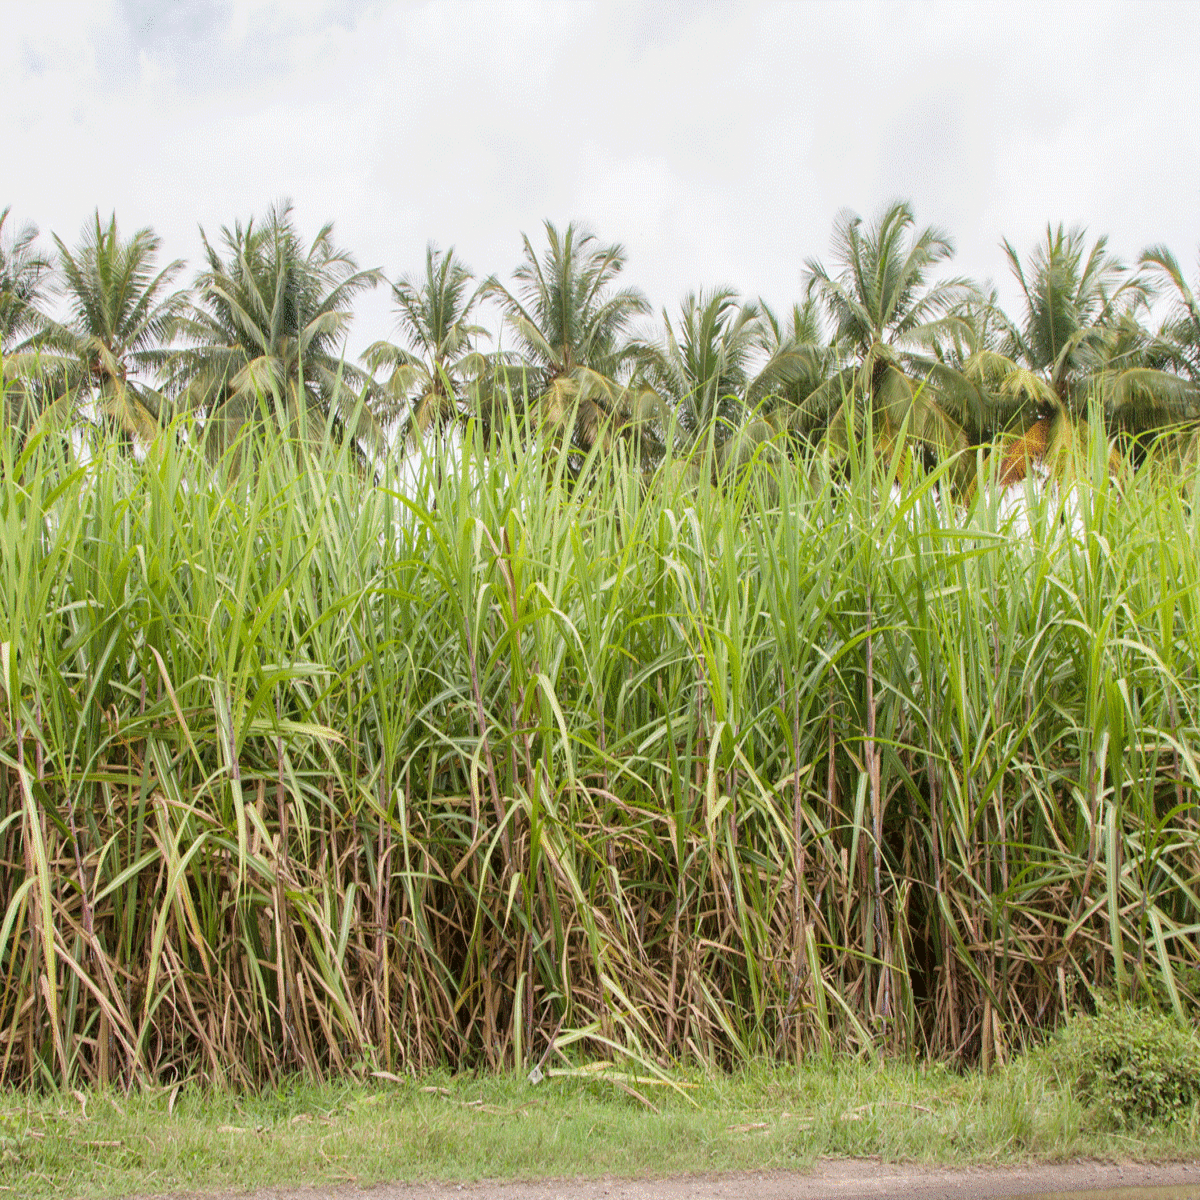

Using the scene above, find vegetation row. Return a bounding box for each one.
[2,198,1200,477]
[1,196,1199,1091]
[0,400,1197,1088]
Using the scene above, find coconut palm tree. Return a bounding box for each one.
[1140,244,1200,385]
[989,226,1196,482]
[32,212,186,444]
[802,200,978,463]
[1135,245,1200,479]
[1,208,51,354]
[913,283,1038,454]
[655,288,761,435]
[168,202,381,455]
[643,288,810,449]
[1000,225,1135,407]
[1,208,56,444]
[484,221,651,450]
[361,244,490,444]
[754,297,839,446]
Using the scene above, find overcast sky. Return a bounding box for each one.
[7,0,1199,359]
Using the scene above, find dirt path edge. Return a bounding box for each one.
[141,1158,1200,1200]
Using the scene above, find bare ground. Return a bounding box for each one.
[137,1158,1200,1200]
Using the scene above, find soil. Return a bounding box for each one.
[137,1158,1200,1200]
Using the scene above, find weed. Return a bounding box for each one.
[1046,1003,1200,1129]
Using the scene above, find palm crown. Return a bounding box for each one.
[0,208,55,443]
[362,244,489,443]
[168,202,381,452]
[1141,245,1200,386]
[754,297,840,443]
[485,221,652,447]
[657,288,762,433]
[36,212,186,443]
[993,226,1197,448]
[1,208,51,355]
[1001,225,1138,403]
[806,202,970,356]
[802,201,976,460]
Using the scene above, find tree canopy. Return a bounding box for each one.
[3,197,1199,476]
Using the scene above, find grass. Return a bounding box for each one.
[3,1054,1199,1199]
[0,400,1197,1088]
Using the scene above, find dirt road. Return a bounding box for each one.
[143,1159,1200,1200]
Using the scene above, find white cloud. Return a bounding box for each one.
[5,0,1200,360]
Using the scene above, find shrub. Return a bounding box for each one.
[1048,1003,1200,1129]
